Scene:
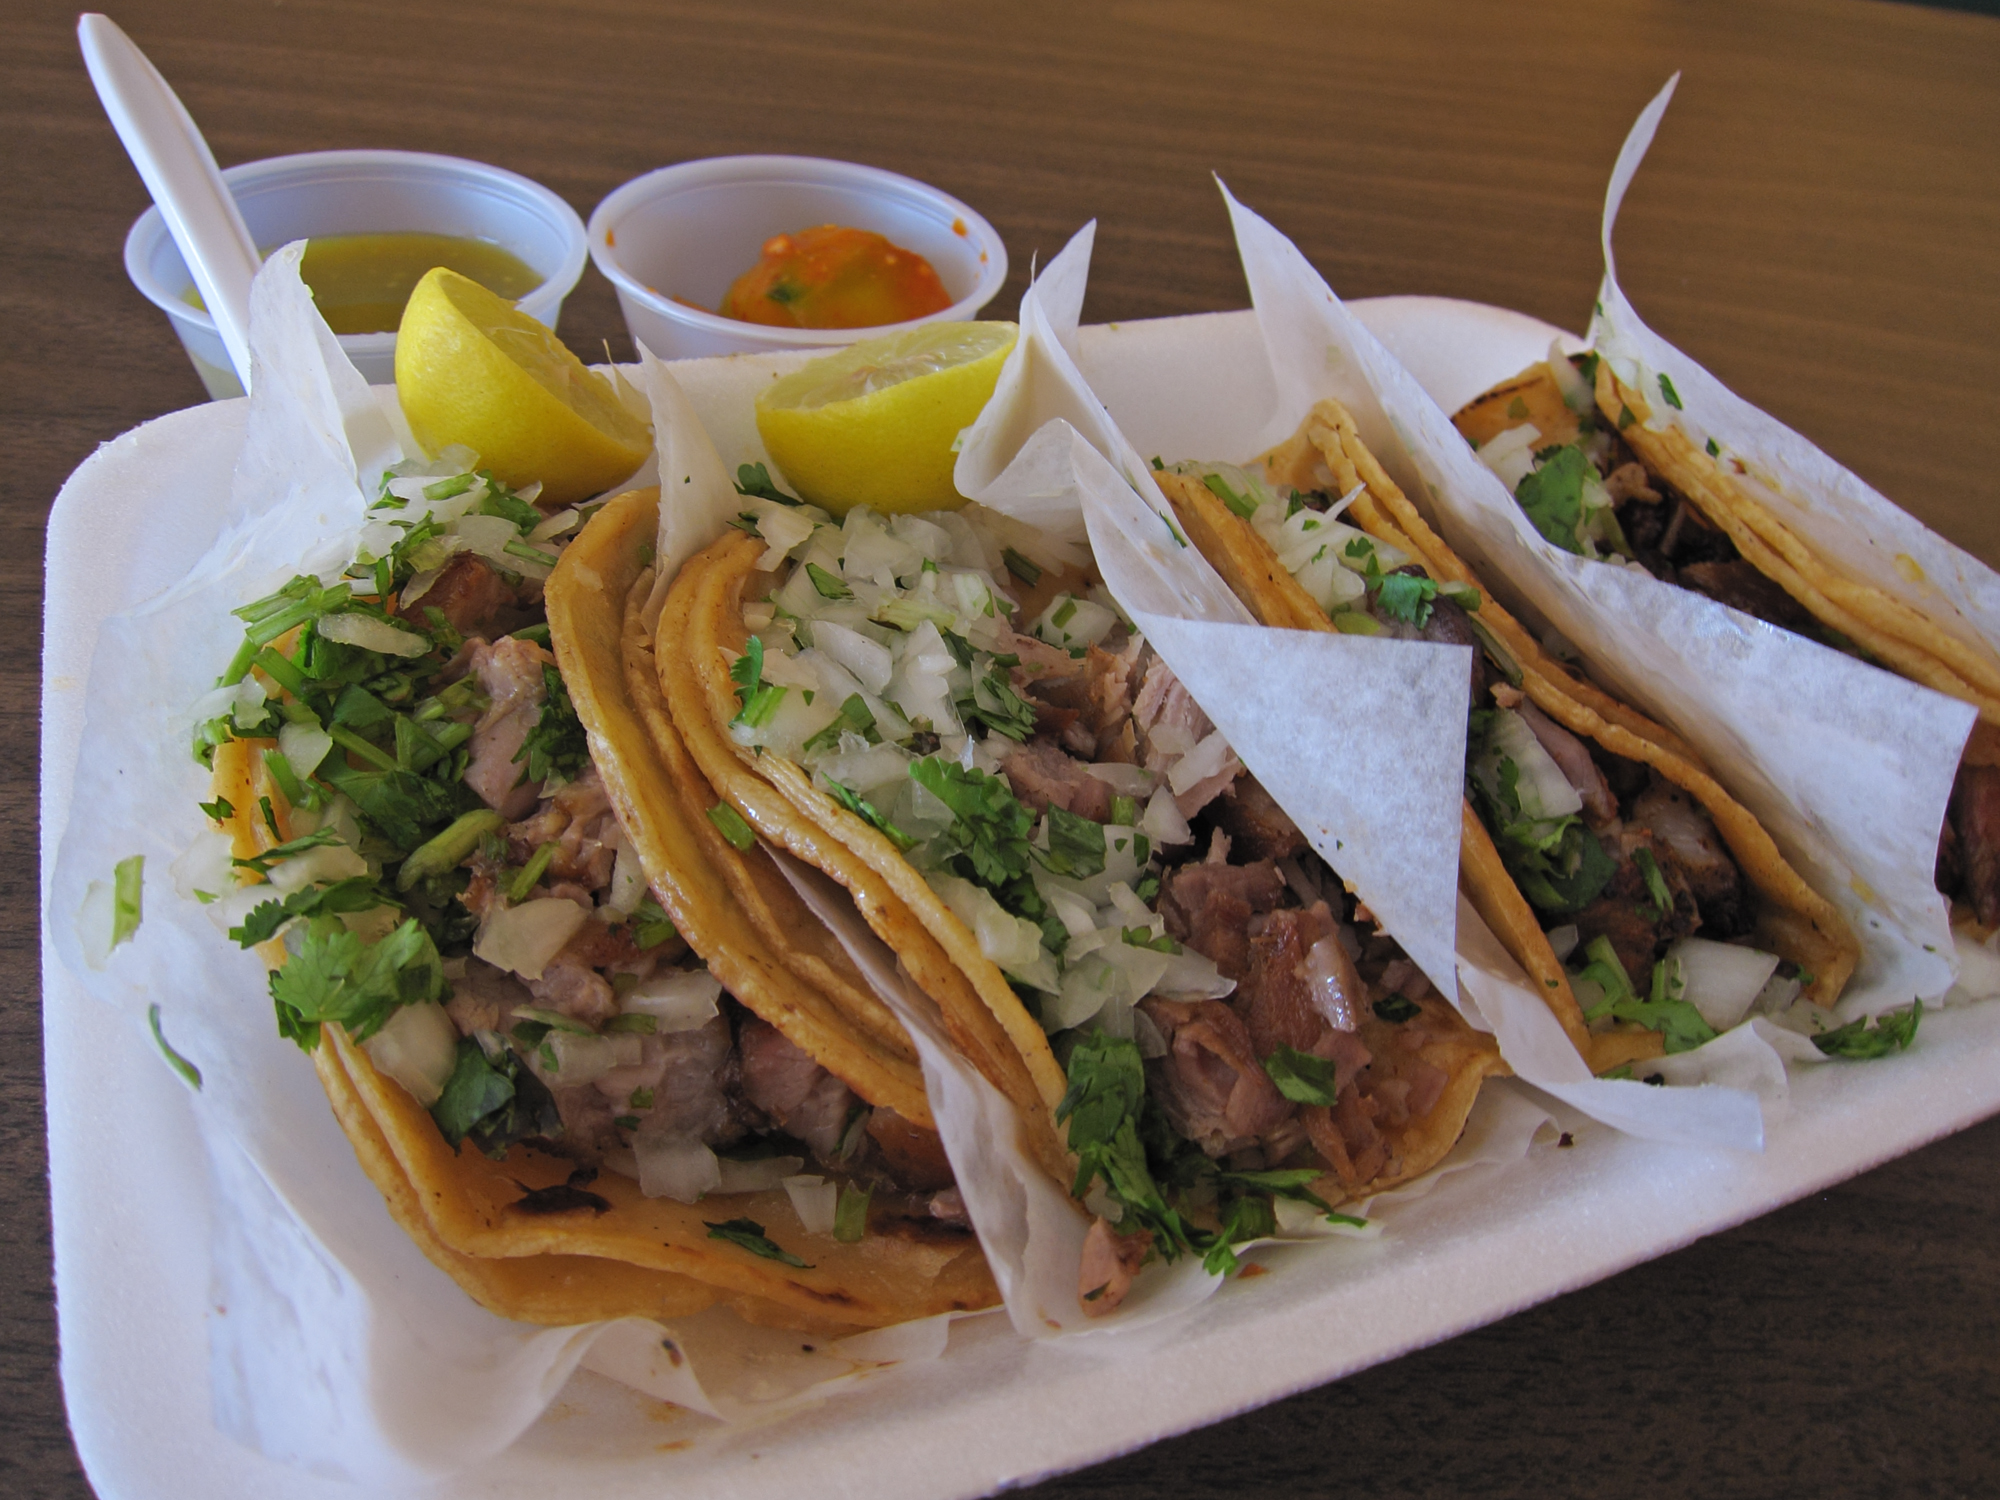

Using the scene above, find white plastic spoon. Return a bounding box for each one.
[80,13,261,393]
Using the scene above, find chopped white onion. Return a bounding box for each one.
[1140,785,1193,846]
[277,720,333,780]
[474,897,588,980]
[267,838,368,894]
[1547,924,1581,962]
[621,968,723,1031]
[362,1001,459,1107]
[635,1132,721,1202]
[540,1031,644,1088]
[1475,424,1542,492]
[315,611,431,658]
[1168,730,1234,796]
[1084,762,1155,796]
[1668,937,1781,1032]
[1132,1006,1171,1059]
[783,1174,840,1234]
[754,503,817,569]
[808,620,896,696]
[605,833,647,917]
[1152,948,1236,1001]
[932,874,1058,991]
[1545,343,1594,411]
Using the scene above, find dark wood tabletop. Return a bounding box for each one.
[9,1,1999,1495]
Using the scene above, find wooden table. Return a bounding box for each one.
[9,1,1998,1494]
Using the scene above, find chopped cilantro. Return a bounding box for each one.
[734,462,800,505]
[825,779,916,851]
[1633,847,1674,918]
[1514,445,1590,554]
[1706,437,1721,458]
[1202,472,1259,520]
[803,694,880,754]
[1658,373,1683,410]
[269,916,445,1050]
[1037,806,1107,879]
[728,637,786,729]
[833,1183,871,1243]
[230,876,398,947]
[957,668,1037,742]
[1374,570,1439,627]
[230,828,346,877]
[1373,993,1421,1023]
[199,796,235,824]
[805,562,852,600]
[1262,1044,1340,1106]
[708,803,757,851]
[1578,941,1716,1054]
[908,757,1033,890]
[1812,1000,1921,1060]
[514,666,589,786]
[147,1003,201,1090]
[705,1217,812,1268]
[1002,548,1042,585]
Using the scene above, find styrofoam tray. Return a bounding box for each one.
[42,302,2000,1499]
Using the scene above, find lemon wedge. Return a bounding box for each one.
[755,321,1017,515]
[395,268,651,506]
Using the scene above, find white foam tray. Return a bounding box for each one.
[42,301,2000,1499]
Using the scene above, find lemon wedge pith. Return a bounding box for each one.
[754,321,1018,516]
[395,268,651,507]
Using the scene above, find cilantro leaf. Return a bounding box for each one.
[1514,445,1590,554]
[1373,993,1421,1023]
[734,462,800,505]
[229,876,399,947]
[705,1217,812,1268]
[825,779,916,851]
[515,666,590,786]
[1374,571,1439,627]
[908,757,1033,890]
[1202,472,1259,520]
[805,562,852,600]
[1263,1044,1340,1106]
[269,916,445,1050]
[1813,1000,1922,1060]
[803,693,879,754]
[632,896,677,950]
[956,668,1038,742]
[1037,806,1106,879]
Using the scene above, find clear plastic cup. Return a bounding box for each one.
[124,149,588,399]
[588,155,1008,361]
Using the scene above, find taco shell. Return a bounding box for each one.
[1158,399,1858,1070]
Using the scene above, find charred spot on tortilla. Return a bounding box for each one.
[509,1169,613,1216]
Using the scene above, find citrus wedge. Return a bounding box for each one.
[395,268,651,506]
[754,321,1017,515]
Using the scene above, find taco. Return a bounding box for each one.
[1153,398,1859,1072]
[1454,355,2000,931]
[645,463,1506,1316]
[196,451,995,1336]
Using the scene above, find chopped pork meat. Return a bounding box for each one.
[1020,636,1144,762]
[526,952,618,1027]
[1140,997,1293,1156]
[738,1017,857,1157]
[866,1108,956,1192]
[1131,656,1240,816]
[1949,762,2000,927]
[1001,738,1115,821]
[444,957,532,1035]
[464,635,554,819]
[398,553,522,638]
[1237,903,1344,1056]
[1079,1216,1151,1317]
[1158,859,1286,981]
[1212,775,1307,862]
[1630,778,1751,935]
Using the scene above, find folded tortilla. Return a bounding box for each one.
[645,495,1507,1315]
[218,484,999,1333]
[1159,399,1858,1071]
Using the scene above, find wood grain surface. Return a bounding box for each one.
[9,1,1998,1496]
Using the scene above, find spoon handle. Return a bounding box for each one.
[80,13,262,393]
